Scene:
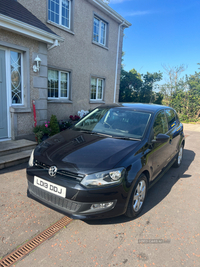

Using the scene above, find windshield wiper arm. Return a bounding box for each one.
[79,130,95,134]
[80,131,112,137]
[113,136,140,141]
[95,132,112,137]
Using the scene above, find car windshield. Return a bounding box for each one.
[73,107,151,139]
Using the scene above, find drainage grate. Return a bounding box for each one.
[0,216,72,267]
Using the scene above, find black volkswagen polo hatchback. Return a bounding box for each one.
[27,103,185,219]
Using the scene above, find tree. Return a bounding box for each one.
[186,72,200,119]
[119,68,142,102]
[139,72,163,103]
[169,72,200,121]
[119,69,163,103]
[162,64,187,96]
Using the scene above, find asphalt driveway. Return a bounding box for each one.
[0,125,199,267]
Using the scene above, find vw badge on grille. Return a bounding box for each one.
[48,166,57,177]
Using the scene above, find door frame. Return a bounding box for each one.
[0,47,10,140]
[0,46,25,140]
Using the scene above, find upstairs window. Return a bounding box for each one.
[48,0,71,29]
[93,16,107,46]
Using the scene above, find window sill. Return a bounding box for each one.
[48,99,73,104]
[92,41,108,50]
[47,21,74,35]
[90,100,105,104]
[10,106,31,113]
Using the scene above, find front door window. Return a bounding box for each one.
[11,51,22,104]
[153,110,168,138]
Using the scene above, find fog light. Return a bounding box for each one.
[90,202,113,210]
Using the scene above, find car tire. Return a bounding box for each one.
[125,173,147,218]
[173,144,184,168]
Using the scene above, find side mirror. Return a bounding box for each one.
[152,133,170,143]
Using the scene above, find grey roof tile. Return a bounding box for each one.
[0,0,57,36]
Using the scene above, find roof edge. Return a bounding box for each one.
[0,14,64,44]
[88,0,131,27]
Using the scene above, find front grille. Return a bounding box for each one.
[34,160,85,181]
[28,182,81,212]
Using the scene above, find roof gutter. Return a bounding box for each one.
[91,0,131,27]
[113,20,124,103]
[0,14,64,44]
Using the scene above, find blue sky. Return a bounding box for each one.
[109,0,200,83]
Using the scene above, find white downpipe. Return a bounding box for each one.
[113,21,124,103]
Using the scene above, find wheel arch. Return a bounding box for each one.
[124,167,150,211]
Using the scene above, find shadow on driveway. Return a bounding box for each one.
[0,162,28,175]
[85,148,195,225]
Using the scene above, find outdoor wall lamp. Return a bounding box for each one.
[33,55,41,72]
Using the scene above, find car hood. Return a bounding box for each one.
[34,129,140,174]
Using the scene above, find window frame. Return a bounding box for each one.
[93,15,108,47]
[90,77,104,101]
[48,0,71,29]
[48,69,70,100]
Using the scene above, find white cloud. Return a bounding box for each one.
[126,10,152,16]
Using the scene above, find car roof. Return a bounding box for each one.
[99,103,172,114]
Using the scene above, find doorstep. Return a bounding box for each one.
[0,139,37,169]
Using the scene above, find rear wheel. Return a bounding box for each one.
[173,144,183,168]
[125,174,147,218]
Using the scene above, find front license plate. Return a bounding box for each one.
[34,176,66,198]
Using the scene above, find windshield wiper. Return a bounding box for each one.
[80,130,112,137]
[112,136,141,141]
[79,130,95,134]
[95,132,112,137]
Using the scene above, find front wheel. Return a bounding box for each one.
[125,174,147,218]
[173,144,184,168]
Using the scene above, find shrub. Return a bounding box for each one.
[59,120,72,131]
[49,115,60,136]
[33,123,51,143]
[69,115,80,121]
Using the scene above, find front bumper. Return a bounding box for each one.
[26,169,129,219]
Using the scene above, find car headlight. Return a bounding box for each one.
[80,168,125,188]
[28,149,34,166]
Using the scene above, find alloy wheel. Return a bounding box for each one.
[133,180,146,212]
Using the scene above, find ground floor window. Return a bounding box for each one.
[48,69,69,99]
[90,77,104,100]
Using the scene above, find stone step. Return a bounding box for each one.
[0,149,33,170]
[0,139,37,157]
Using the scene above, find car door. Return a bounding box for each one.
[151,110,171,179]
[165,109,181,161]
